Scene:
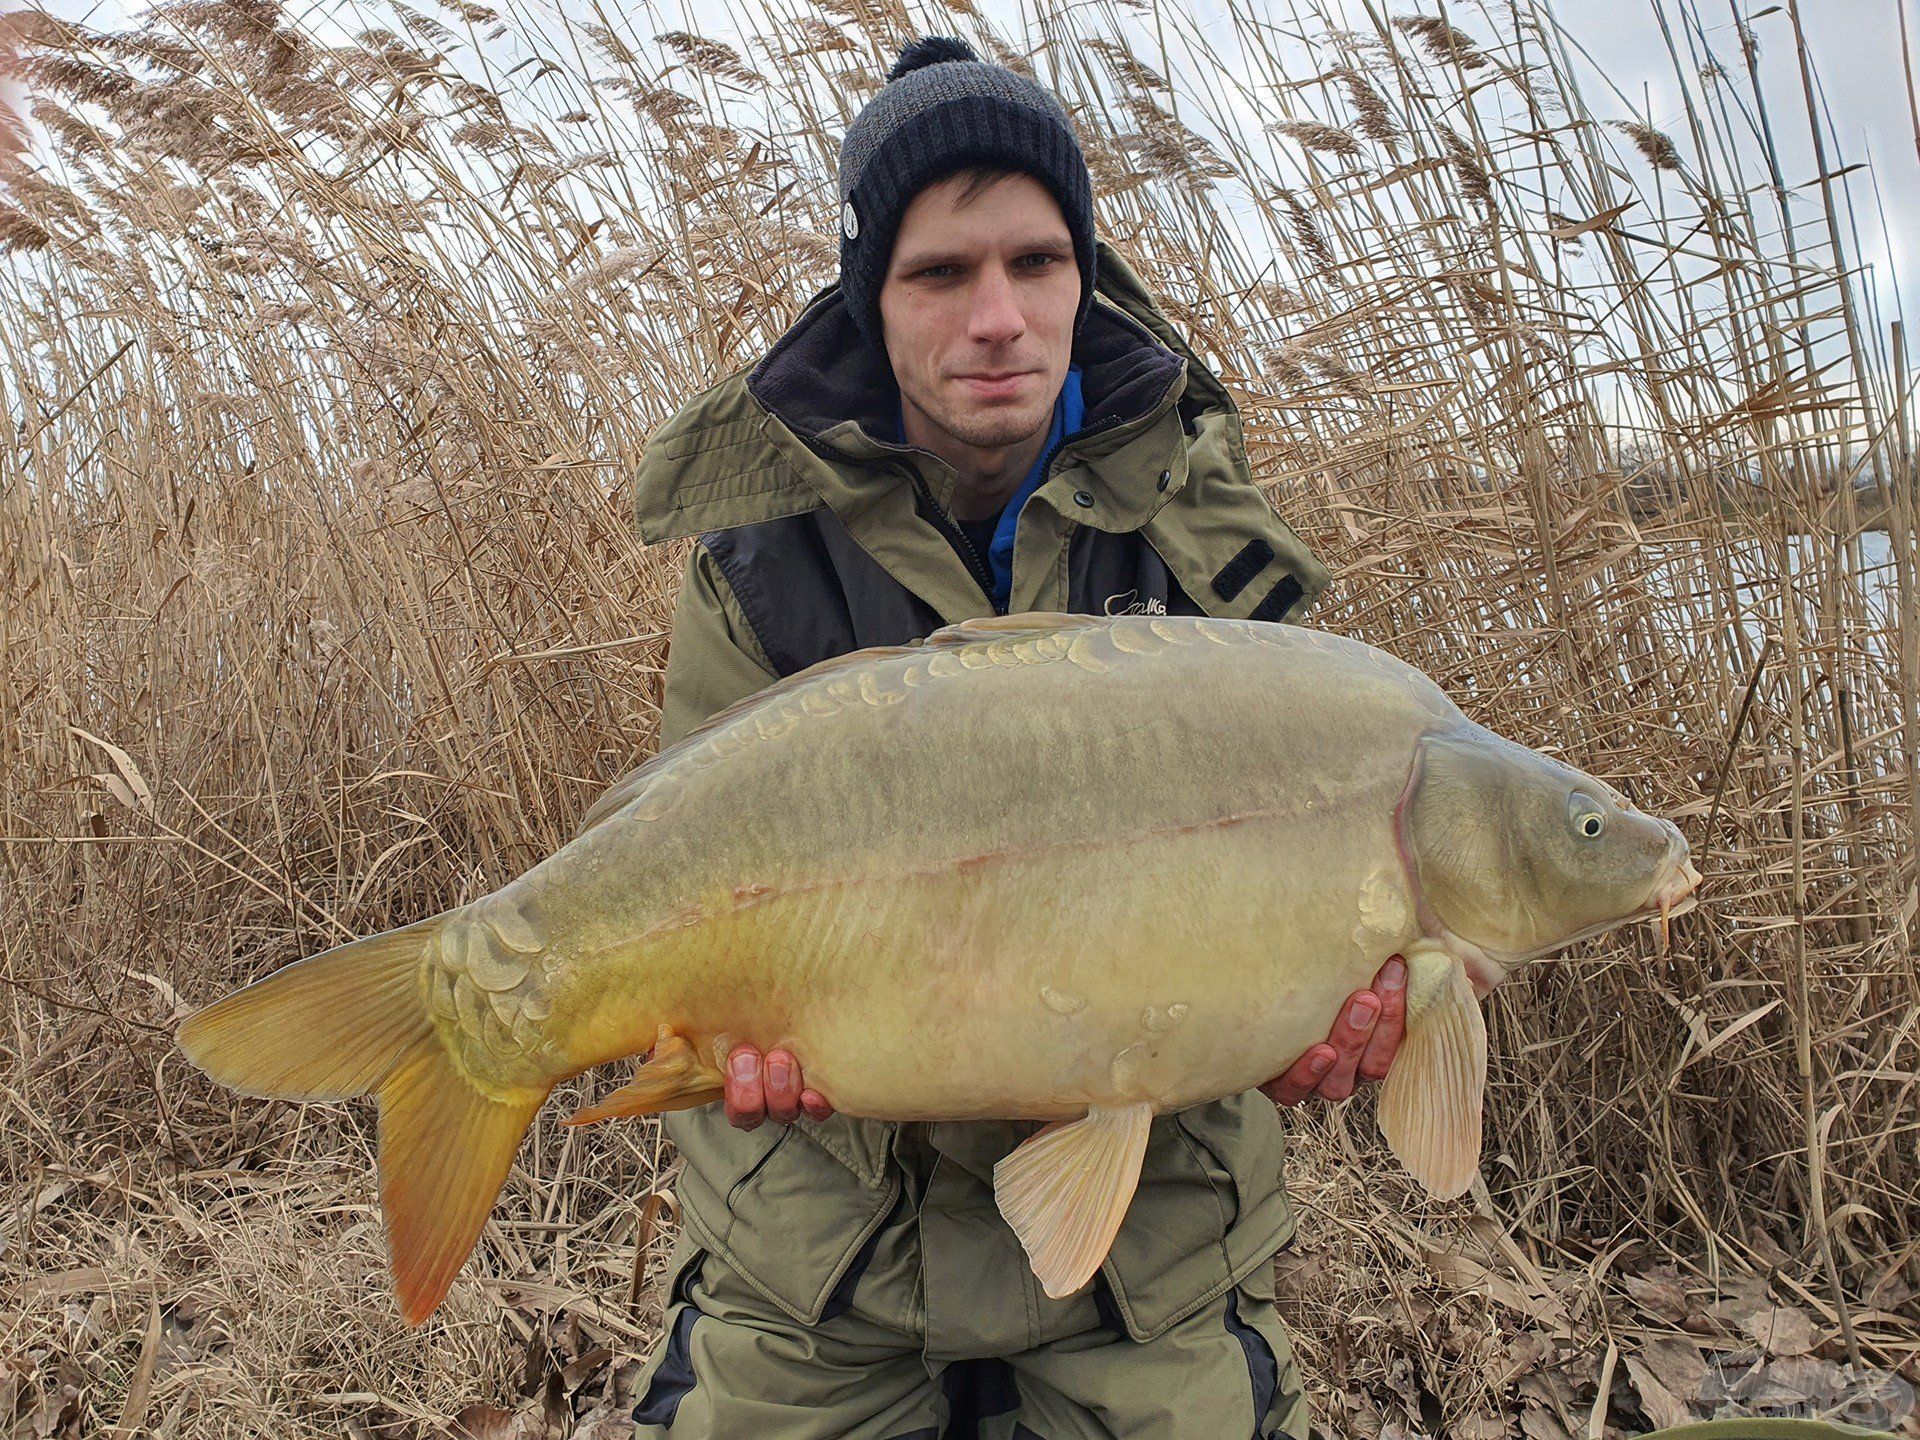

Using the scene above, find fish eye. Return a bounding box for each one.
[1569,793,1606,839]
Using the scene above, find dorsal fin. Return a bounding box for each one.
[922,612,1115,647]
[575,613,1120,836]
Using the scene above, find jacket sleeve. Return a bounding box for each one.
[658,538,782,750]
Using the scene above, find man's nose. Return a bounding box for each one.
[968,265,1025,343]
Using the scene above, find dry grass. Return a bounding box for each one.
[2,0,1917,1435]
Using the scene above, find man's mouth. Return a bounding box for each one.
[957,371,1034,398]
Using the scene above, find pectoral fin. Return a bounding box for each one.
[563,1027,725,1125]
[1377,943,1487,1199]
[992,1101,1153,1299]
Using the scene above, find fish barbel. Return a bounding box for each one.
[176,611,1700,1323]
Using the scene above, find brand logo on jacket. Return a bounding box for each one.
[841,202,859,240]
[1104,589,1167,616]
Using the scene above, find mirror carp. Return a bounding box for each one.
[177,611,1700,1324]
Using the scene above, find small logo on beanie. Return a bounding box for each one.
[841,202,859,240]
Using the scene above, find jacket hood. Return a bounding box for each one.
[632,239,1240,545]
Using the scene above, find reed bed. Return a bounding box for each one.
[1,0,1915,1434]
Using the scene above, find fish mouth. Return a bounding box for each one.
[1628,821,1704,960]
[1639,826,1703,954]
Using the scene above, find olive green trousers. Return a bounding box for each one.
[627,1217,1316,1440]
[627,1242,1905,1440]
[624,1108,1902,1440]
[628,1113,1318,1440]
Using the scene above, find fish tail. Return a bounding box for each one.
[176,915,546,1325]
[376,1033,544,1325]
[176,917,443,1102]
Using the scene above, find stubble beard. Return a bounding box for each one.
[927,396,1050,452]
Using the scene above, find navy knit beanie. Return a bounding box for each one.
[836,35,1097,359]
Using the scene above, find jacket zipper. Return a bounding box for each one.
[910,473,1002,611]
[908,425,1101,614]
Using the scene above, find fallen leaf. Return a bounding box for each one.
[1867,1272,1917,1314]
[448,1403,518,1440]
[1273,1249,1329,1307]
[1737,1304,1820,1358]
[1453,1412,1509,1440]
[1488,1332,1553,1387]
[1517,1404,1579,1440]
[1621,1271,1691,1324]
[1700,1349,1847,1416]
[571,1407,635,1440]
[1637,1335,1707,1406]
[1516,1374,1583,1440]
[24,1378,83,1440]
[561,1345,611,1393]
[605,1359,648,1405]
[1625,1354,1693,1431]
[1704,1274,1774,1329]
[115,1298,161,1434]
[11,1267,109,1302]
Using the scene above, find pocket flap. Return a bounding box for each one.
[668,1108,901,1326]
[1101,1093,1298,1340]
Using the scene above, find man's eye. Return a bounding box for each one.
[917,264,956,279]
[1019,253,1058,268]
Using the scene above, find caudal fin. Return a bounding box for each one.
[176,915,548,1325]
[176,918,440,1100]
[377,1041,543,1324]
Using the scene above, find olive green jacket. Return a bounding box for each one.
[627,238,1332,1346]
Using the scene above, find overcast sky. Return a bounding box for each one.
[624,0,1920,333]
[1549,0,1919,321]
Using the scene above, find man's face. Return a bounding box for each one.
[877,171,1079,457]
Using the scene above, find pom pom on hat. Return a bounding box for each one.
[886,35,980,81]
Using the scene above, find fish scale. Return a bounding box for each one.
[176,609,1698,1323]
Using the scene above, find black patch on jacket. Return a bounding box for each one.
[629,1303,700,1427]
[1210,537,1274,602]
[702,508,941,676]
[1223,1288,1285,1438]
[819,1189,906,1322]
[1248,575,1304,624]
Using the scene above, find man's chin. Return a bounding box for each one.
[943,409,1049,449]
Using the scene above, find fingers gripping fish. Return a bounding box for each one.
[175,612,1700,1323]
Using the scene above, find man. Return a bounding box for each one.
[624,35,1406,1439]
